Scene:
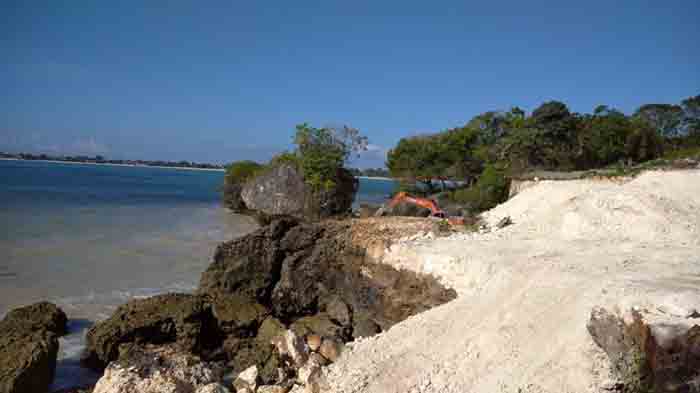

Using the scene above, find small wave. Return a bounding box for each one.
[49,281,200,390]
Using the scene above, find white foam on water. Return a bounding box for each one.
[49,280,201,390]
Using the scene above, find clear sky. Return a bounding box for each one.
[2,1,699,167]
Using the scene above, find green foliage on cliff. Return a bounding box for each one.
[293,123,367,191]
[223,123,367,198]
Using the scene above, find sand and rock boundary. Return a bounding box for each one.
[322,169,700,393]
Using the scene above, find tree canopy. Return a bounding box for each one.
[386,94,699,209]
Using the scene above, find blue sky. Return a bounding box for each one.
[2,1,699,167]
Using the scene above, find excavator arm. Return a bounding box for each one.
[386,192,446,218]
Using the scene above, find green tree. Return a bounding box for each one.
[577,106,632,168]
[386,125,482,193]
[681,95,700,143]
[450,164,509,213]
[634,103,684,138]
[293,123,368,190]
[625,120,664,162]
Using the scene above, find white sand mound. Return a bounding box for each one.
[324,169,700,393]
[483,171,699,243]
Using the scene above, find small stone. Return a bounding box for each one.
[233,365,258,392]
[306,334,322,352]
[272,330,309,367]
[288,384,305,393]
[258,384,290,393]
[297,354,322,385]
[324,296,351,326]
[304,381,320,393]
[318,338,343,363]
[196,383,231,393]
[352,314,381,340]
[309,352,329,367]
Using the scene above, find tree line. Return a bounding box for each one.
[386,95,700,211]
[2,152,224,169]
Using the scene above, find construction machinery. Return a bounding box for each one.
[377,192,464,225]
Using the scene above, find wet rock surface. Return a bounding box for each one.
[0,301,68,393]
[83,293,215,370]
[81,217,456,392]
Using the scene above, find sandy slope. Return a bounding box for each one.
[324,169,700,393]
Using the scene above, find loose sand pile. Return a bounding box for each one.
[323,169,700,393]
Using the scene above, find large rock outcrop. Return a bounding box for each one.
[83,293,216,370]
[588,300,700,392]
[199,218,456,340]
[85,218,455,389]
[238,164,358,220]
[199,218,297,304]
[0,301,68,393]
[80,217,455,391]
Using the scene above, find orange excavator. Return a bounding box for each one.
[378,191,464,225]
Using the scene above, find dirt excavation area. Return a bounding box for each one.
[323,169,700,393]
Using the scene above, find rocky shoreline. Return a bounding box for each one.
[0,216,456,393]
[3,170,699,393]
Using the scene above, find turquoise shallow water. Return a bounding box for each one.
[0,159,396,389]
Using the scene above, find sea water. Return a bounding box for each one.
[0,159,396,389]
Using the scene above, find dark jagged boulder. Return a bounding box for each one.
[239,164,358,220]
[289,314,347,341]
[210,295,269,335]
[221,316,288,385]
[82,293,215,370]
[199,217,299,304]
[0,301,67,393]
[222,183,247,212]
[1,301,68,337]
[199,218,456,339]
[0,331,59,393]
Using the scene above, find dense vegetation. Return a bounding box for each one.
[387,95,700,212]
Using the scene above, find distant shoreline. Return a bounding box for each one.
[1,158,403,178]
[357,175,395,181]
[0,157,225,172]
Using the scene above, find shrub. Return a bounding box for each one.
[224,160,264,185]
[450,165,509,213]
[269,151,300,168]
